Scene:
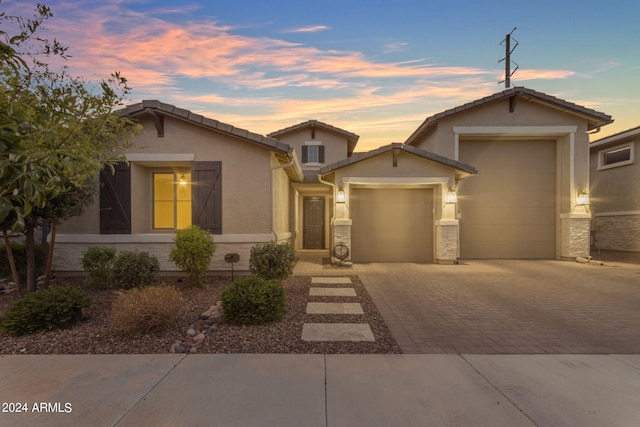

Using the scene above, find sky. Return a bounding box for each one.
[4,0,640,151]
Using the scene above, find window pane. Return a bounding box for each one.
[154,174,174,201]
[154,201,175,228]
[604,147,631,165]
[308,146,319,163]
[176,201,192,229]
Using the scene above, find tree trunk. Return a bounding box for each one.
[43,224,57,288]
[2,229,21,295]
[25,227,37,292]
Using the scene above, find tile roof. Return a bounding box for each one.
[590,124,640,148]
[268,120,360,156]
[120,100,293,155]
[319,142,477,175]
[405,87,614,146]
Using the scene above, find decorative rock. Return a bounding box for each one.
[193,333,205,346]
[576,256,592,263]
[186,328,197,336]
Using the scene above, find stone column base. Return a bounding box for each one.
[560,213,591,259]
[435,219,459,264]
[331,219,352,263]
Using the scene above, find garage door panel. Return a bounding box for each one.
[351,188,433,263]
[459,139,556,259]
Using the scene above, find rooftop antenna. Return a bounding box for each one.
[499,27,519,88]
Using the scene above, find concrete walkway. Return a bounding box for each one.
[1,353,640,426]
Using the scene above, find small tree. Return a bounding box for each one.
[249,241,296,281]
[169,225,216,286]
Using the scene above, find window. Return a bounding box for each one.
[598,143,634,170]
[153,172,192,229]
[302,143,325,164]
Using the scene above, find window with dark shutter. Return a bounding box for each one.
[100,162,131,234]
[191,161,222,234]
[301,145,308,163]
[318,145,325,163]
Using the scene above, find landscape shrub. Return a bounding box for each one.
[249,241,295,281]
[169,225,216,286]
[81,246,117,288]
[0,241,45,283]
[112,250,160,289]
[221,275,286,325]
[0,286,91,336]
[110,285,183,336]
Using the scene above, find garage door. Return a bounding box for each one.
[351,188,433,262]
[459,139,556,259]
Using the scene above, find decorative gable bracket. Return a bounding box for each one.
[145,108,165,137]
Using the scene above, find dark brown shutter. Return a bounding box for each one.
[318,145,325,163]
[301,145,308,163]
[191,161,222,234]
[100,162,131,234]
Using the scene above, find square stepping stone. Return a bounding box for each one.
[311,277,352,284]
[306,302,364,315]
[309,287,357,297]
[302,323,375,342]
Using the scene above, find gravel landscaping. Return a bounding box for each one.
[0,275,401,355]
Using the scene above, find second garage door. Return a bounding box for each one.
[351,188,433,262]
[458,139,556,259]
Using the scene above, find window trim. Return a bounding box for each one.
[598,142,634,170]
[302,141,324,165]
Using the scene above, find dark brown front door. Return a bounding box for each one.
[303,197,324,249]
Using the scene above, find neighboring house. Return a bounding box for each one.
[589,125,640,252]
[53,87,612,271]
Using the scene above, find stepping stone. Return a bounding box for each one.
[302,323,375,342]
[311,277,352,284]
[309,287,357,297]
[306,302,364,315]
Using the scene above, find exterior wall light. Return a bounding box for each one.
[446,189,458,204]
[336,190,346,203]
[576,190,590,205]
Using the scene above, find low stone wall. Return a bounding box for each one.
[51,234,276,273]
[593,214,640,252]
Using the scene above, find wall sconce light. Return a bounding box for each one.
[576,190,590,205]
[178,173,187,185]
[446,189,458,204]
[336,190,346,203]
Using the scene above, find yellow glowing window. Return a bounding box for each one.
[153,172,192,229]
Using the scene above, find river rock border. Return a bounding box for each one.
[169,301,224,353]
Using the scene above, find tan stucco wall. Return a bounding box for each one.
[273,127,349,168]
[271,154,293,240]
[59,116,275,235]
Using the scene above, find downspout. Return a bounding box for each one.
[271,152,296,243]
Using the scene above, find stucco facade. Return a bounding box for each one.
[590,126,640,252]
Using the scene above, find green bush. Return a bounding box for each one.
[110,284,183,336]
[0,286,91,336]
[221,275,286,325]
[81,246,117,288]
[169,225,216,286]
[0,241,45,283]
[112,250,160,289]
[249,241,295,281]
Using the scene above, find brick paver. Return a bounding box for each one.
[356,260,640,354]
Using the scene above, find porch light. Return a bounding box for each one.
[336,190,346,203]
[178,173,187,185]
[446,189,458,204]
[576,190,590,205]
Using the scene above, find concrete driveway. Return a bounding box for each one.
[356,260,640,354]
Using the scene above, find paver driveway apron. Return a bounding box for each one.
[356,260,640,354]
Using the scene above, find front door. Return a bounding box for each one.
[303,197,324,249]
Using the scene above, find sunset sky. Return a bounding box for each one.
[5,0,639,151]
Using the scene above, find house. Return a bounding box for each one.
[52,87,612,271]
[589,125,640,252]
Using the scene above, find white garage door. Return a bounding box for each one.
[351,188,433,262]
[459,139,556,259]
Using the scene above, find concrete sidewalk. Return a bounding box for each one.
[1,354,639,426]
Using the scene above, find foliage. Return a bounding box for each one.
[0,4,140,292]
[221,275,286,325]
[0,241,45,283]
[169,225,216,286]
[81,246,117,289]
[0,285,91,336]
[112,250,160,289]
[249,241,296,281]
[110,285,183,336]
